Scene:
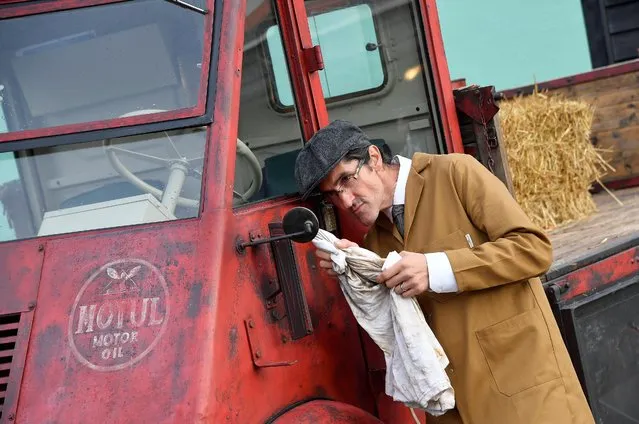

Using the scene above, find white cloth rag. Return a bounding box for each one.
[312,229,455,416]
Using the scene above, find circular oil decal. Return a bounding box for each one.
[68,259,170,372]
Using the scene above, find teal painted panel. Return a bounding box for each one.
[437,0,593,90]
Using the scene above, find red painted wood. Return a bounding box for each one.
[552,246,639,302]
[592,176,639,192]
[0,0,213,144]
[419,0,464,154]
[499,58,639,98]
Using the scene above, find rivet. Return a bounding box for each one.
[255,350,262,358]
[248,320,254,328]
[38,244,44,252]
[28,302,36,310]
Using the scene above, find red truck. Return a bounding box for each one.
[0,1,636,423]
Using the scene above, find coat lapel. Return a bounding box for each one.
[403,154,430,243]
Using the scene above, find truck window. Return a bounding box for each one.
[0,0,206,134]
[232,1,307,206]
[266,4,386,109]
[0,127,207,243]
[303,0,445,159]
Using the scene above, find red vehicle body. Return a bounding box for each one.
[2,1,635,423]
[0,0,468,422]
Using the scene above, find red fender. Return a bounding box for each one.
[269,400,384,424]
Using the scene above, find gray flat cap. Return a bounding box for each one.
[294,120,371,200]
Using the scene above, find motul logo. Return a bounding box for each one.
[68,259,170,372]
[74,298,165,334]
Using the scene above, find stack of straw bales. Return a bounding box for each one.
[499,90,614,230]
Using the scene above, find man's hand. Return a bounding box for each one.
[377,251,430,297]
[315,239,358,276]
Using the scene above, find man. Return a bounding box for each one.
[294,120,594,424]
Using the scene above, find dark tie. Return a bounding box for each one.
[391,204,405,238]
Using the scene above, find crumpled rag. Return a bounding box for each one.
[313,229,455,416]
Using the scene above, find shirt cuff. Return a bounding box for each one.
[425,252,459,293]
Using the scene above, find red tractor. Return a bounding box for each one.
[4,1,632,423]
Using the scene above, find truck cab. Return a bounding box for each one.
[0,0,468,422]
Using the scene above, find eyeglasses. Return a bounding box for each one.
[324,158,365,200]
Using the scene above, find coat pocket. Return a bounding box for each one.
[476,307,561,396]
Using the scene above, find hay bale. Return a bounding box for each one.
[499,90,614,230]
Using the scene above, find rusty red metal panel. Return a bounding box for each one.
[418,0,464,154]
[205,0,245,210]
[1,310,36,423]
[550,246,639,302]
[499,58,639,98]
[14,221,215,424]
[0,0,214,144]
[0,240,43,423]
[0,240,43,314]
[210,199,378,422]
[269,399,384,423]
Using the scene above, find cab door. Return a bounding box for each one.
[215,0,461,422]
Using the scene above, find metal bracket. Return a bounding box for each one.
[244,318,297,368]
[303,45,325,73]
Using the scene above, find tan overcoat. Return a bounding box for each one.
[363,153,594,424]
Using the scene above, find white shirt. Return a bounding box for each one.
[383,155,458,293]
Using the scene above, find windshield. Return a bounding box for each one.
[0,0,206,134]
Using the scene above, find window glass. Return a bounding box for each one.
[304,0,444,159]
[233,1,305,206]
[0,0,206,134]
[266,4,385,109]
[0,127,206,242]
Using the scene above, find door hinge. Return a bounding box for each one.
[303,45,324,73]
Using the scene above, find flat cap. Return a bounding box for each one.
[294,120,371,200]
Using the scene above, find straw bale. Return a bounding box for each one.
[499,90,614,230]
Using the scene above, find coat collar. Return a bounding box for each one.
[373,153,432,244]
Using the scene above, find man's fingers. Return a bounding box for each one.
[316,250,331,261]
[377,262,403,283]
[401,288,419,298]
[384,271,409,289]
[318,259,333,270]
[335,238,358,249]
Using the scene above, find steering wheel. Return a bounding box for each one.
[103,109,263,213]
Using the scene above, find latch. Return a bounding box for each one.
[244,318,297,368]
[302,45,324,73]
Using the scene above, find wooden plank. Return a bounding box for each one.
[551,71,639,98]
[592,101,639,132]
[607,2,639,34]
[548,186,639,272]
[571,86,639,109]
[593,124,639,148]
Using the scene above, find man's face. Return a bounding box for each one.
[319,146,387,227]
